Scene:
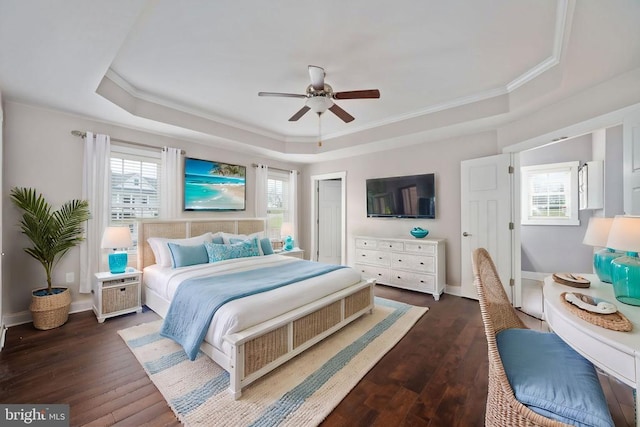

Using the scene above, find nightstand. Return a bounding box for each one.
[277,247,305,259]
[93,269,142,323]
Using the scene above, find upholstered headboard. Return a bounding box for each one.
[137,218,266,269]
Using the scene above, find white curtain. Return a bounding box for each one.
[160,147,182,219]
[255,164,268,217]
[79,132,110,293]
[289,169,298,242]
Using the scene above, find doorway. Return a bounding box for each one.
[310,172,346,265]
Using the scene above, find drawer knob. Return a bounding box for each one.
[397,276,401,279]
[420,262,424,265]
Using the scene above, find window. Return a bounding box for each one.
[521,161,579,226]
[266,169,291,239]
[110,145,161,248]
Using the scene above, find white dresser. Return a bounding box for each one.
[354,236,446,300]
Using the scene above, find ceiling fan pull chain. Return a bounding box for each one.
[318,113,322,147]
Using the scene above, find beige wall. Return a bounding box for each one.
[2,102,299,320]
[302,131,499,291]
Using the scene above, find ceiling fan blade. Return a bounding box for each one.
[308,65,325,91]
[328,103,355,123]
[288,106,311,121]
[258,92,306,98]
[333,89,381,100]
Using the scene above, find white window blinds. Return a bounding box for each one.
[110,146,161,247]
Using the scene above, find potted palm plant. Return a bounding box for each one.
[10,187,91,330]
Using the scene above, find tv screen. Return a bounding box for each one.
[184,157,246,211]
[366,173,435,218]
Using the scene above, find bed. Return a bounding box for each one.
[137,218,375,399]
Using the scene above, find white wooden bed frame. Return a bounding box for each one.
[137,218,375,399]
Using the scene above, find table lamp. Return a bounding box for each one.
[280,222,294,251]
[101,226,133,274]
[582,217,622,283]
[606,216,640,306]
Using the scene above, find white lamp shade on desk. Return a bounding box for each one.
[101,226,133,274]
[606,216,640,306]
[582,217,621,283]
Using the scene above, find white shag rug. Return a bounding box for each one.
[118,297,427,427]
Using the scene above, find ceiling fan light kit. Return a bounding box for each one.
[258,65,380,124]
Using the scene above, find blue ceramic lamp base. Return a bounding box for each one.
[593,248,624,284]
[108,252,128,274]
[610,252,640,306]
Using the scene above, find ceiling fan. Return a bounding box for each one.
[258,65,380,123]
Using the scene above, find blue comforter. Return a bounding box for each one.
[160,260,347,360]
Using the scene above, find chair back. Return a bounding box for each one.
[472,248,567,427]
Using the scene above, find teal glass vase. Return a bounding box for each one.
[593,248,623,284]
[108,252,128,274]
[610,252,640,306]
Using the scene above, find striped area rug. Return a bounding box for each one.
[118,297,427,426]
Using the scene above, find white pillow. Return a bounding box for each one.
[221,231,265,255]
[148,232,213,267]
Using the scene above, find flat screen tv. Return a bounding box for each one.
[366,173,435,218]
[184,157,246,211]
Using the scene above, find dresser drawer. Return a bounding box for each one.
[404,241,436,255]
[355,238,378,250]
[355,263,389,282]
[391,253,435,273]
[377,240,404,251]
[390,270,436,292]
[356,249,391,266]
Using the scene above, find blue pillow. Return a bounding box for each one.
[496,329,613,427]
[167,243,209,268]
[212,235,224,244]
[204,239,260,263]
[260,238,274,255]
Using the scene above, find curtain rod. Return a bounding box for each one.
[252,163,298,174]
[71,130,185,154]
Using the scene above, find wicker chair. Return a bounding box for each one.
[471,247,571,427]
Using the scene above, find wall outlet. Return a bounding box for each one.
[66,272,74,283]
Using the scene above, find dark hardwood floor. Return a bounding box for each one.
[0,285,634,426]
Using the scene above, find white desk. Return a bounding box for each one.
[543,274,639,426]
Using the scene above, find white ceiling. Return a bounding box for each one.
[1,0,639,163]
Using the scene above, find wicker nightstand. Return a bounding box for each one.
[93,270,142,323]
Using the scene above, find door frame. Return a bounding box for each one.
[310,171,347,264]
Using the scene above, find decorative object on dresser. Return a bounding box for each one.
[355,236,445,300]
[410,227,428,238]
[582,216,622,283]
[9,187,91,330]
[101,226,133,274]
[93,269,142,323]
[606,216,640,306]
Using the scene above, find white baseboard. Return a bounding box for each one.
[3,300,93,328]
[444,284,461,297]
[521,271,550,281]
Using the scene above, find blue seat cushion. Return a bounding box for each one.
[496,329,613,427]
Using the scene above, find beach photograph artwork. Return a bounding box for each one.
[184,157,246,210]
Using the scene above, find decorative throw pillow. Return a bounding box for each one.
[228,237,274,256]
[221,232,265,254]
[167,243,209,268]
[204,238,260,263]
[148,232,213,267]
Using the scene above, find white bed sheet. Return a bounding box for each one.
[143,255,363,356]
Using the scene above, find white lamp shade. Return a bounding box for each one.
[606,216,640,253]
[582,217,614,247]
[280,222,294,237]
[101,226,133,249]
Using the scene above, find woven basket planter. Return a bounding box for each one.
[29,287,71,330]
